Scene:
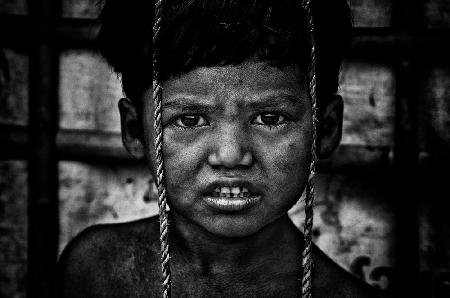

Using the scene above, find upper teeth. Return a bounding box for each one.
[214,187,249,197]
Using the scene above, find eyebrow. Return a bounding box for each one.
[163,98,221,113]
[162,93,303,111]
[246,94,303,109]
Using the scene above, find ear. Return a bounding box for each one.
[316,95,343,159]
[118,98,145,159]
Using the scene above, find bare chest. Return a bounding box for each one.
[96,261,301,298]
[169,267,301,298]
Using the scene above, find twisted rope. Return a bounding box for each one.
[300,0,318,297]
[153,0,172,297]
[152,1,317,297]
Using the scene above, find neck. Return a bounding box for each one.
[170,211,304,274]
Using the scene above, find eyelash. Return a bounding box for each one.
[173,114,209,129]
[170,112,289,129]
[251,112,288,129]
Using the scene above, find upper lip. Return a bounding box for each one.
[202,179,262,196]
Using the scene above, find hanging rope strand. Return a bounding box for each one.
[301,0,318,297]
[153,0,172,297]
[152,1,317,297]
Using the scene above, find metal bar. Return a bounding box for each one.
[56,129,132,163]
[318,145,392,173]
[0,15,99,47]
[393,57,420,298]
[2,14,450,58]
[350,28,450,61]
[1,125,129,161]
[27,1,61,297]
[0,123,28,159]
[28,43,60,298]
[0,123,392,170]
[391,0,423,296]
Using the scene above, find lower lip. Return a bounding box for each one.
[203,195,262,212]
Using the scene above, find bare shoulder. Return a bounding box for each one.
[57,216,162,298]
[312,246,380,298]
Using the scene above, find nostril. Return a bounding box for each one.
[208,150,253,168]
[208,150,240,168]
[241,152,253,166]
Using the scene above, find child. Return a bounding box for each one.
[57,0,379,297]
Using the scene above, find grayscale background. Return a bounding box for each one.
[1,0,450,297]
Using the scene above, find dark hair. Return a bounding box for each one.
[97,0,351,104]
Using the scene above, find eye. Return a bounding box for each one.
[174,115,208,128]
[252,113,286,126]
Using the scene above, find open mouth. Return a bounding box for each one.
[211,186,252,198]
[203,185,261,211]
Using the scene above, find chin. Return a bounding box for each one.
[201,214,267,238]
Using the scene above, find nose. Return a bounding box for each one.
[208,125,253,169]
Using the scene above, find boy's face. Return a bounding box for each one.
[120,61,342,238]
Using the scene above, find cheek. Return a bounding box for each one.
[141,104,200,187]
[277,139,311,182]
[160,133,207,198]
[259,128,312,199]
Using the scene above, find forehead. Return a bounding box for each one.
[162,61,306,98]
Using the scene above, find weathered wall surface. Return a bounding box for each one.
[339,61,395,146]
[59,162,158,253]
[0,49,28,126]
[289,173,395,291]
[0,48,28,298]
[425,0,450,27]
[0,161,27,298]
[349,0,393,27]
[419,66,450,151]
[59,50,122,132]
[0,0,26,15]
[62,0,98,18]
